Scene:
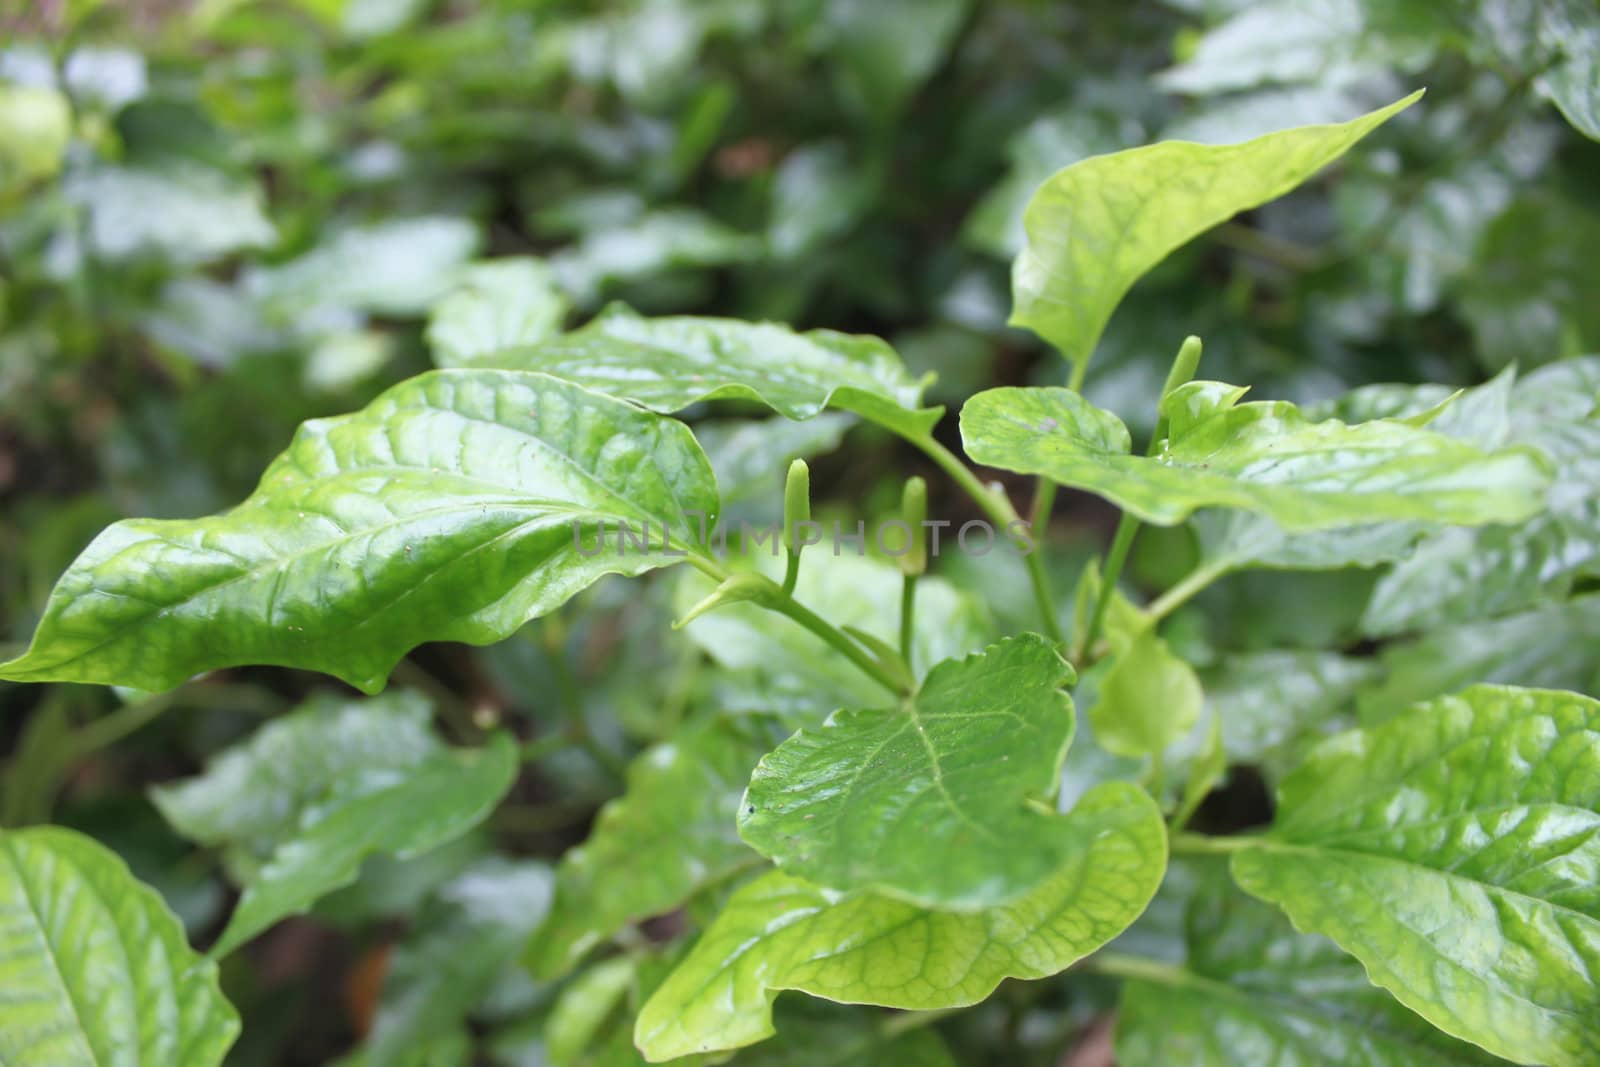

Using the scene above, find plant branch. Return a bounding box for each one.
[768,588,909,698]
[1143,557,1230,624]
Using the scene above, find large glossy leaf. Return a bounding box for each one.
[0,371,720,693]
[635,781,1165,1061]
[740,635,1075,909]
[960,382,1550,529]
[1009,93,1417,368]
[1230,685,1600,1064]
[467,304,941,439]
[209,731,517,955]
[426,257,570,368]
[1116,859,1492,1066]
[526,715,782,979]
[0,826,239,1066]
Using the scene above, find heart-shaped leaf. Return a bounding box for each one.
[0,826,239,1066]
[739,635,1075,909]
[636,781,1165,1061]
[1,371,719,693]
[1230,684,1600,1065]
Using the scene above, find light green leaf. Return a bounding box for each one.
[1009,93,1418,368]
[151,689,441,881]
[68,164,277,264]
[426,257,570,368]
[526,715,782,979]
[470,304,941,439]
[960,382,1551,529]
[0,826,239,1066]
[1536,0,1600,141]
[1090,627,1203,761]
[366,858,553,1067]
[1,371,720,693]
[248,216,481,319]
[1231,685,1600,1065]
[740,635,1074,909]
[1357,593,1600,720]
[545,956,637,1066]
[676,552,992,713]
[635,781,1166,1061]
[212,731,517,955]
[1115,859,1493,1066]
[0,84,71,190]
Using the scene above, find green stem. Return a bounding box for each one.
[1144,557,1230,624]
[907,433,1067,648]
[780,547,801,595]
[899,573,918,662]
[880,1005,965,1038]
[770,591,908,698]
[70,691,177,758]
[1085,952,1192,986]
[1169,831,1257,856]
[1079,510,1140,660]
[1067,357,1089,393]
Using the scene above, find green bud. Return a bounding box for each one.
[784,459,811,553]
[900,476,928,576]
[1161,335,1203,400]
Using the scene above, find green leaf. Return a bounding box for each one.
[67,164,277,264]
[676,552,992,713]
[366,858,553,1066]
[0,84,71,190]
[1,371,720,693]
[426,257,570,368]
[740,635,1075,909]
[635,781,1166,1061]
[1230,684,1600,1065]
[211,731,517,955]
[0,826,239,1066]
[1357,592,1600,720]
[526,715,782,979]
[1115,860,1492,1066]
[1008,92,1418,369]
[696,414,855,524]
[469,304,941,439]
[545,956,637,1065]
[960,382,1551,529]
[1089,627,1203,761]
[151,689,443,881]
[1535,0,1600,141]
[248,216,481,319]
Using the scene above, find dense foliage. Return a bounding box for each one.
[2,2,1599,1065]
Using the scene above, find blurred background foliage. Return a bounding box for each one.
[1,0,1597,1064]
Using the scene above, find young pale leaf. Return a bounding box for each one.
[469,304,941,439]
[212,731,517,955]
[426,257,570,368]
[526,715,783,979]
[1231,685,1600,1065]
[0,826,240,1066]
[739,635,1075,909]
[636,781,1165,1061]
[1089,627,1203,761]
[1009,92,1418,368]
[1116,860,1493,1066]
[960,383,1550,530]
[0,371,719,693]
